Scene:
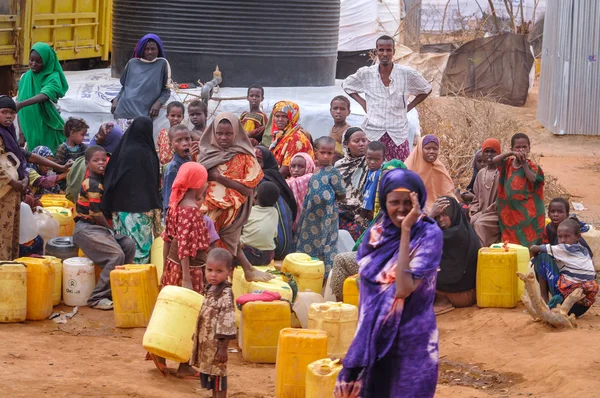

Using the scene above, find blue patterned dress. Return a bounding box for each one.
[294,166,346,273]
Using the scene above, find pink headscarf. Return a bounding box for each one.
[168,162,208,213]
[287,152,316,230]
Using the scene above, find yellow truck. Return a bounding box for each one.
[0,0,112,92]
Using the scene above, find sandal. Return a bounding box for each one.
[148,353,169,377]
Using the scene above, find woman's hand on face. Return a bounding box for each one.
[149,101,162,118]
[429,197,450,218]
[401,192,421,231]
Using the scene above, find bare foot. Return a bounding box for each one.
[172,363,199,379]
[433,295,455,315]
[243,267,275,282]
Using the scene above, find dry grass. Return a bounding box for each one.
[418,96,570,203]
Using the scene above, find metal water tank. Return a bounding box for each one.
[112,0,341,87]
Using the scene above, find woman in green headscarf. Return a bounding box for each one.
[16,42,69,152]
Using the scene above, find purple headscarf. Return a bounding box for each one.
[132,34,166,59]
[421,134,439,148]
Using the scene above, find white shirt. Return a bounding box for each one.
[342,64,431,145]
[240,205,279,251]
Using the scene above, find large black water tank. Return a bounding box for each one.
[111,0,341,87]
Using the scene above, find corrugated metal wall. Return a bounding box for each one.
[537,1,600,136]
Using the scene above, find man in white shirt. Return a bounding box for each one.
[343,35,432,161]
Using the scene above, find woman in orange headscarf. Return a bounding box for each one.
[268,100,314,178]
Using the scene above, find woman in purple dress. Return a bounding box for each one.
[335,168,443,398]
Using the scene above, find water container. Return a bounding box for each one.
[46,237,79,261]
[582,226,600,271]
[62,257,95,307]
[112,1,341,87]
[43,256,63,306]
[306,358,343,398]
[490,243,532,299]
[40,194,75,212]
[19,202,38,244]
[241,301,291,363]
[32,207,59,245]
[292,292,324,329]
[275,328,328,398]
[44,206,75,237]
[0,262,27,323]
[232,264,279,327]
[282,253,325,293]
[15,257,54,321]
[143,285,204,363]
[337,229,355,254]
[343,275,360,307]
[110,265,160,328]
[246,279,293,302]
[308,302,358,359]
[476,248,518,308]
[150,237,164,280]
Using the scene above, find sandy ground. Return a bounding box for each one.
[2,90,600,397]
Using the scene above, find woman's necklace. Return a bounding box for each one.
[484,168,498,189]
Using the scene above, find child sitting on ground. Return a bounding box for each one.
[189,100,208,136]
[530,218,598,317]
[540,198,593,256]
[360,141,385,223]
[72,146,136,310]
[55,117,88,165]
[191,248,236,398]
[240,85,268,146]
[162,125,192,214]
[240,181,280,265]
[287,152,316,230]
[156,101,185,166]
[27,146,68,195]
[329,95,351,163]
[493,132,545,247]
[150,162,214,378]
[295,137,346,274]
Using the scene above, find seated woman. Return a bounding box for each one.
[27,146,68,196]
[405,134,456,211]
[430,196,481,314]
[469,138,501,247]
[255,146,297,260]
[335,127,368,241]
[111,34,171,131]
[267,101,314,178]
[198,112,272,282]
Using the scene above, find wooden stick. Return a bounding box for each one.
[486,0,502,33]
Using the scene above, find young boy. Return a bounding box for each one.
[162,125,192,213]
[189,99,208,135]
[72,146,136,310]
[55,117,89,165]
[329,95,351,163]
[156,101,185,166]
[360,141,386,222]
[240,85,268,146]
[191,248,236,398]
[530,218,598,317]
[240,181,280,265]
[540,198,593,257]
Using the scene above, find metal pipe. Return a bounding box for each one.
[201,66,223,104]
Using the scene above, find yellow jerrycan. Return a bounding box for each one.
[308,302,358,359]
[343,274,360,307]
[476,248,518,308]
[275,328,328,398]
[150,237,164,280]
[143,285,204,362]
[44,206,75,237]
[110,264,160,328]
[40,194,75,212]
[0,262,27,323]
[43,256,63,306]
[281,253,324,293]
[15,257,55,320]
[240,300,291,363]
[490,243,531,299]
[306,358,343,398]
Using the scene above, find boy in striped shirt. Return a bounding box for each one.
[72,146,135,310]
[530,218,598,317]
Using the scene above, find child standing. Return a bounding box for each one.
[295,137,346,274]
[240,85,268,146]
[530,218,598,317]
[540,198,593,256]
[329,96,351,162]
[55,117,88,165]
[493,133,545,247]
[189,100,208,136]
[360,141,385,223]
[162,125,192,214]
[27,146,68,195]
[191,248,236,398]
[156,101,185,166]
[240,181,280,265]
[287,152,316,230]
[72,146,136,310]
